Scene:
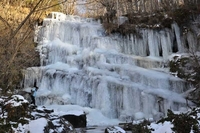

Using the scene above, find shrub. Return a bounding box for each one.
[157,109,200,133]
[169,54,200,104]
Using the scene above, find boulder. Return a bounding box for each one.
[3,95,29,121]
[36,108,54,114]
[105,126,126,133]
[44,118,76,133]
[17,91,32,103]
[61,113,87,128]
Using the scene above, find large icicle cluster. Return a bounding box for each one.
[24,13,199,121]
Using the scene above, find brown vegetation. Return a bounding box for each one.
[85,0,200,35]
[0,0,69,94]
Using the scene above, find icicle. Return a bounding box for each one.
[172,23,184,52]
[25,14,193,121]
[148,30,160,57]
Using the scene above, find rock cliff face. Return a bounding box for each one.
[23,13,199,121]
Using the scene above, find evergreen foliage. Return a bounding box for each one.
[157,109,200,133]
[0,95,30,132]
[131,120,154,133]
[169,54,200,105]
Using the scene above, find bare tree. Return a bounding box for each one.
[0,0,68,94]
[84,0,199,17]
[59,0,77,15]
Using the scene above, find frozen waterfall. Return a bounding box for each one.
[24,13,198,121]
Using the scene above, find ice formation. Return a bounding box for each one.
[24,12,199,121]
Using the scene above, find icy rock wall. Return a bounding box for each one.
[26,14,198,120]
[36,16,199,60]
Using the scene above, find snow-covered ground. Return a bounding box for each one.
[12,104,175,133]
[2,95,175,133]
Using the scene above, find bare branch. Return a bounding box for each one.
[0,15,11,28]
[35,0,68,12]
[10,0,44,40]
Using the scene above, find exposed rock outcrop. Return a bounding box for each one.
[61,113,87,128]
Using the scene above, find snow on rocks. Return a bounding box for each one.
[5,95,29,107]
[105,126,126,133]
